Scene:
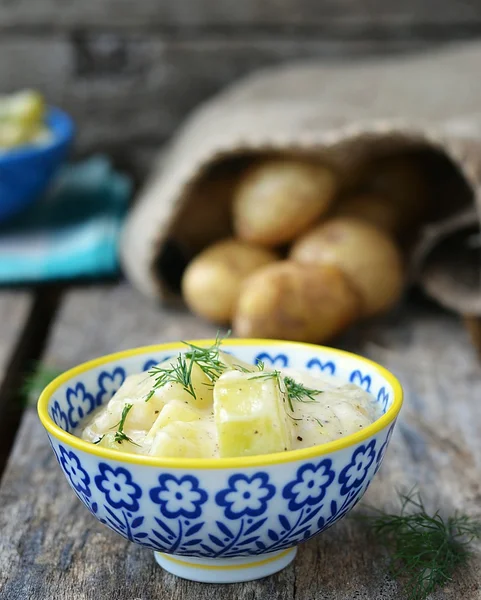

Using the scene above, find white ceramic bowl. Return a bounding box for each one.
[38,340,402,583]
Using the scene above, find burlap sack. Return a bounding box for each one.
[121,42,481,317]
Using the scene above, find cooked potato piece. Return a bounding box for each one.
[333,193,405,236]
[233,159,337,246]
[150,356,214,411]
[96,432,142,454]
[290,217,404,317]
[145,400,203,442]
[218,350,255,373]
[214,370,291,457]
[182,238,278,324]
[149,421,216,458]
[233,261,360,343]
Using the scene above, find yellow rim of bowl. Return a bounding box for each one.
[37,339,403,469]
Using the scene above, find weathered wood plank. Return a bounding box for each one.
[0,289,57,475]
[1,0,481,30]
[0,36,71,96]
[42,283,218,366]
[0,34,469,168]
[0,287,479,598]
[0,291,32,474]
[0,292,31,383]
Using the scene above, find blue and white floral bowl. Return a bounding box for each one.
[38,340,402,583]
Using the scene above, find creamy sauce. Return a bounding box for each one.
[78,352,381,458]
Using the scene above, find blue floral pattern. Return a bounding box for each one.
[377,387,390,412]
[306,358,336,375]
[46,346,399,559]
[58,445,91,497]
[66,383,95,429]
[338,440,376,496]
[254,353,289,368]
[150,474,207,519]
[375,423,395,474]
[349,370,372,391]
[95,463,142,511]
[143,359,158,372]
[95,367,126,406]
[51,400,69,432]
[216,473,275,520]
[283,460,335,511]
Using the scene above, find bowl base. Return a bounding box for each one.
[154,547,297,583]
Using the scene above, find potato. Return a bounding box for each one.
[182,238,278,324]
[290,217,404,317]
[214,370,291,457]
[233,261,361,343]
[333,193,405,237]
[233,159,337,246]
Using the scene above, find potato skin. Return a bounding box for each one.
[233,261,361,343]
[233,159,337,246]
[290,217,404,317]
[182,238,278,324]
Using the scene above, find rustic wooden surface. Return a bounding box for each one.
[0,292,31,382]
[0,291,32,473]
[0,283,480,599]
[1,0,481,175]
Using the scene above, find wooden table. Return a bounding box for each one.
[0,283,480,599]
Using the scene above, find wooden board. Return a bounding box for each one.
[0,291,31,383]
[0,34,453,168]
[1,0,481,29]
[0,291,33,473]
[41,283,218,367]
[0,285,480,598]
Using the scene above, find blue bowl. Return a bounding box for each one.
[0,107,74,222]
[38,340,402,583]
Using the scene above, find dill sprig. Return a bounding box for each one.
[113,403,139,446]
[183,333,226,383]
[145,333,229,401]
[284,376,322,403]
[248,369,322,414]
[93,435,105,445]
[146,353,196,401]
[359,491,481,600]
[248,369,298,413]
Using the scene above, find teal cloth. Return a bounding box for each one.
[0,156,131,283]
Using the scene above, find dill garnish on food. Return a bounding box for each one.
[145,353,196,401]
[359,490,481,600]
[183,332,226,383]
[284,376,322,403]
[113,403,139,446]
[145,333,228,402]
[248,370,322,414]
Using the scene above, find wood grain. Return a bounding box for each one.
[0,286,480,598]
[0,289,60,476]
[0,292,31,383]
[0,34,452,165]
[1,0,481,29]
[0,291,32,471]
[41,283,218,367]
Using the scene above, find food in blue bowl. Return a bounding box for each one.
[0,90,74,222]
[38,338,402,583]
